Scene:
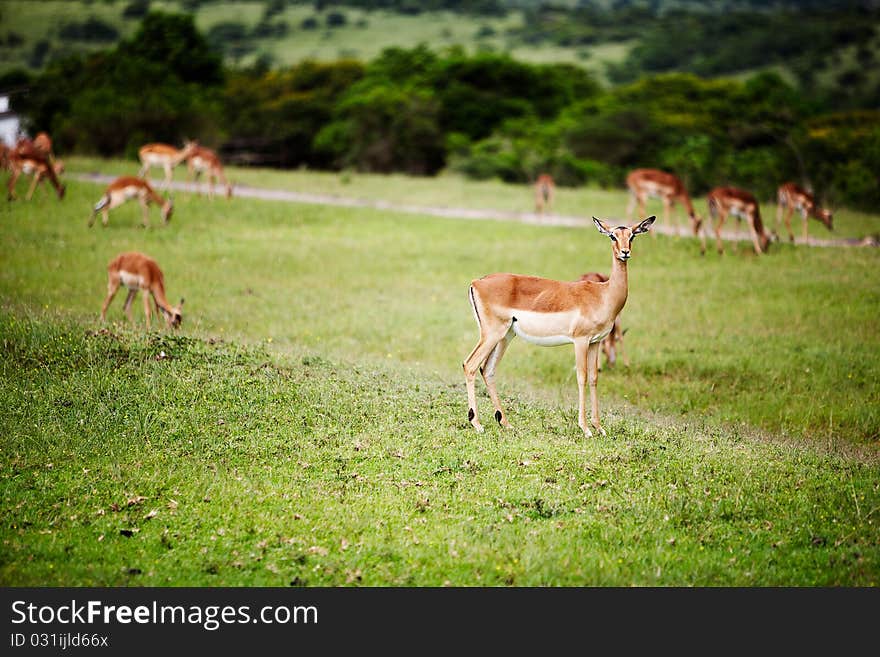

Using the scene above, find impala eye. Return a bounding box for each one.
[609,234,618,242]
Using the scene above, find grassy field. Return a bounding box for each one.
[1,164,879,586]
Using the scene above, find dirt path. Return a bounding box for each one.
[75,173,879,249]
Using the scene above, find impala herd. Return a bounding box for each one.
[4,129,839,437]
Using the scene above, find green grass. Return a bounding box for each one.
[1,166,879,586]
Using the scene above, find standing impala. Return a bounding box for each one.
[534,173,555,215]
[138,140,199,191]
[186,144,233,199]
[626,168,700,237]
[463,215,655,438]
[89,176,173,228]
[100,252,184,330]
[705,186,774,255]
[6,143,65,201]
[776,182,833,243]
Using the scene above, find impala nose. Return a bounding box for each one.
[619,249,631,260]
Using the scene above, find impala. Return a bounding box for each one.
[626,168,700,237]
[89,176,173,228]
[186,145,233,199]
[463,215,655,438]
[100,252,184,330]
[776,182,833,242]
[6,144,65,201]
[32,131,54,159]
[705,186,774,255]
[138,140,199,191]
[534,173,555,215]
[578,272,628,370]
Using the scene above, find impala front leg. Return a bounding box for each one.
[575,339,593,438]
[587,341,606,436]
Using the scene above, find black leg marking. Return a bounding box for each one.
[494,410,502,423]
[468,408,475,422]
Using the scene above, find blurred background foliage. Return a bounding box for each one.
[0,1,878,208]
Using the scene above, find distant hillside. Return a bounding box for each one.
[1,1,877,91]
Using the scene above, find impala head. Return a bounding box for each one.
[817,207,834,231]
[163,297,184,329]
[690,212,704,236]
[162,198,174,223]
[182,139,199,157]
[593,215,656,262]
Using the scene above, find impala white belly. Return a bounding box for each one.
[111,186,141,204]
[509,310,574,347]
[509,309,612,346]
[642,183,668,199]
[119,270,145,290]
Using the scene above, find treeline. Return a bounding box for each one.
[5,11,879,209]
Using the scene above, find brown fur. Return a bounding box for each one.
[626,168,699,236]
[100,252,183,330]
[89,176,172,227]
[6,144,65,201]
[776,182,833,242]
[138,140,199,191]
[186,145,233,199]
[578,272,627,369]
[463,215,655,438]
[534,173,555,215]
[706,186,773,255]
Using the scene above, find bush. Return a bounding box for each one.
[58,18,119,42]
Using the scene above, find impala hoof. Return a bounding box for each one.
[473,422,485,434]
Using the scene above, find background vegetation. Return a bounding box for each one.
[1,2,879,209]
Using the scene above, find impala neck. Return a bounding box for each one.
[608,252,629,315]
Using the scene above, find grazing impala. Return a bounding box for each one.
[186,145,233,199]
[705,186,774,255]
[101,252,184,330]
[138,140,199,191]
[578,272,628,370]
[626,168,700,237]
[534,173,555,215]
[6,144,65,201]
[776,182,833,242]
[463,215,655,438]
[89,176,173,228]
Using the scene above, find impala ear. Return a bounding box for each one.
[633,215,656,235]
[593,217,613,235]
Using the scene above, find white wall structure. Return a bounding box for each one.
[0,94,22,147]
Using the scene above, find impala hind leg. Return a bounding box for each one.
[122,289,137,325]
[464,329,508,433]
[142,291,152,330]
[480,330,514,427]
